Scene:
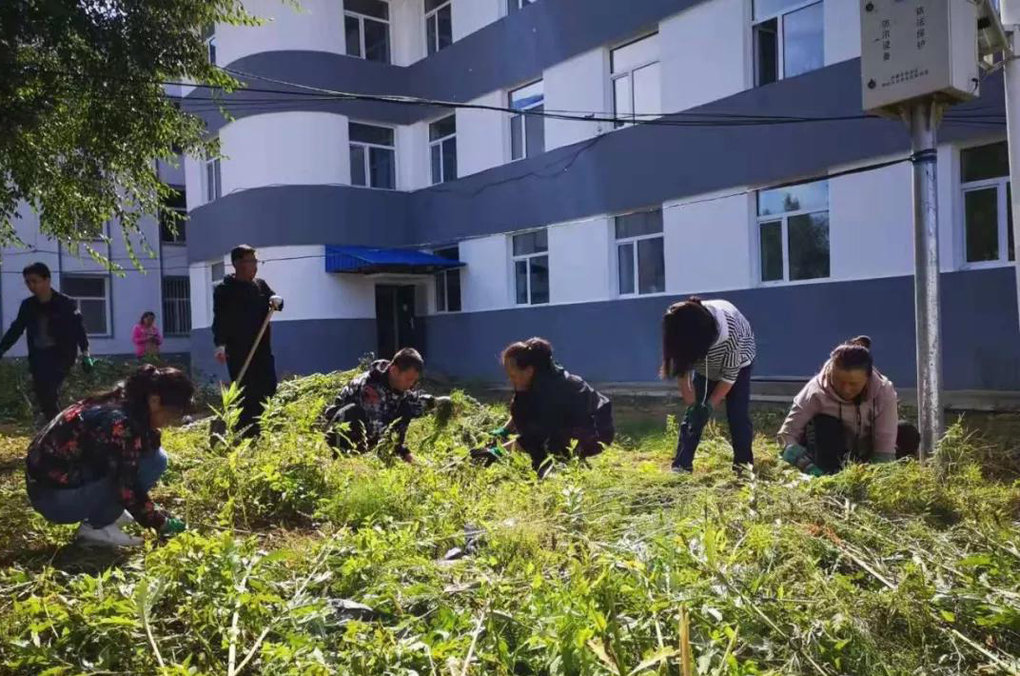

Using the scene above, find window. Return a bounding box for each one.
[204,150,221,202]
[345,0,390,63]
[162,277,192,336]
[610,34,660,128]
[62,275,110,336]
[425,0,452,56]
[349,123,396,189]
[434,247,462,313]
[507,0,538,14]
[202,24,216,65]
[510,81,544,161]
[211,261,225,283]
[753,0,824,87]
[429,115,457,184]
[160,187,187,244]
[615,209,665,295]
[757,179,829,283]
[961,141,1014,265]
[512,230,549,305]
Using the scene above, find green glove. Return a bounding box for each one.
[81,355,96,374]
[161,517,186,536]
[782,444,824,477]
[490,426,511,440]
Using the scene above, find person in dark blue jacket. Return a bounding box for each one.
[0,262,92,421]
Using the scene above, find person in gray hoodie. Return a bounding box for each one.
[778,336,920,476]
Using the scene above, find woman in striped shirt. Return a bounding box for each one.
[661,297,757,473]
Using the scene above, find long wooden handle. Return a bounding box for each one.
[236,306,275,384]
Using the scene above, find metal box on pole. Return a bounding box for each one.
[861,0,979,117]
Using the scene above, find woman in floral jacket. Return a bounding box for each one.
[25,364,194,547]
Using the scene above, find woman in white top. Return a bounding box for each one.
[661,296,757,473]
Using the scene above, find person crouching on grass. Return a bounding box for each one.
[778,336,920,476]
[475,337,614,479]
[24,364,192,548]
[321,348,452,463]
[661,297,757,474]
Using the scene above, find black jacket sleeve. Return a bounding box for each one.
[0,300,29,356]
[211,283,228,348]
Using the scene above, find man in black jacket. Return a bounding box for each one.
[0,263,92,421]
[212,244,283,437]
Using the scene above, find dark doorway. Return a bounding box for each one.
[375,285,419,359]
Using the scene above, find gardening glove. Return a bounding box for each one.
[269,295,284,311]
[81,354,96,374]
[470,446,503,467]
[782,444,824,477]
[214,346,227,364]
[161,517,187,536]
[490,426,511,440]
[683,402,713,430]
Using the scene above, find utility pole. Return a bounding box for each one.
[905,100,943,463]
[1002,1,1020,325]
[860,0,1006,459]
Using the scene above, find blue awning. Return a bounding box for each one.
[325,245,465,275]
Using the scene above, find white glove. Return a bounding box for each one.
[269,295,284,311]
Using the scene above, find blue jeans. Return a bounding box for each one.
[675,363,754,469]
[28,448,168,528]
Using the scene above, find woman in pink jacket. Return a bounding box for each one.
[778,336,920,476]
[132,312,163,359]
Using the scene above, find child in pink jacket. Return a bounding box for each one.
[778,336,920,476]
[132,312,163,358]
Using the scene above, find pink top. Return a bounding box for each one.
[132,323,163,357]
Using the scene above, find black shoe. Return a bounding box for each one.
[671,463,693,474]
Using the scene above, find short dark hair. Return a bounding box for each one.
[231,244,257,263]
[390,347,425,372]
[139,311,156,324]
[660,297,719,379]
[22,262,51,279]
[501,337,554,371]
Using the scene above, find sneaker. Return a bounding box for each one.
[671,463,693,474]
[76,523,143,548]
[114,511,134,528]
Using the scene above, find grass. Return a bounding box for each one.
[0,369,1018,674]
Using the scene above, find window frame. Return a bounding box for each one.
[344,0,391,63]
[161,276,192,337]
[755,180,831,286]
[159,186,187,244]
[204,153,221,202]
[609,33,660,128]
[959,141,1014,268]
[506,0,538,15]
[429,114,457,185]
[511,229,549,306]
[425,0,453,56]
[349,121,397,190]
[433,246,462,313]
[751,0,824,87]
[508,80,545,161]
[614,210,665,297]
[61,274,112,338]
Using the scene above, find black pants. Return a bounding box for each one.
[325,402,412,457]
[228,353,277,438]
[677,363,754,469]
[30,351,70,423]
[517,401,615,473]
[806,414,921,474]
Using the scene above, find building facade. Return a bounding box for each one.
[184,0,1020,391]
[1,157,192,361]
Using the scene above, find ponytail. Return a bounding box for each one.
[830,335,874,374]
[87,364,195,430]
[501,337,555,371]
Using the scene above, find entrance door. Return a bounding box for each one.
[375,285,419,359]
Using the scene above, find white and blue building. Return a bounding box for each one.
[182,0,1020,393]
